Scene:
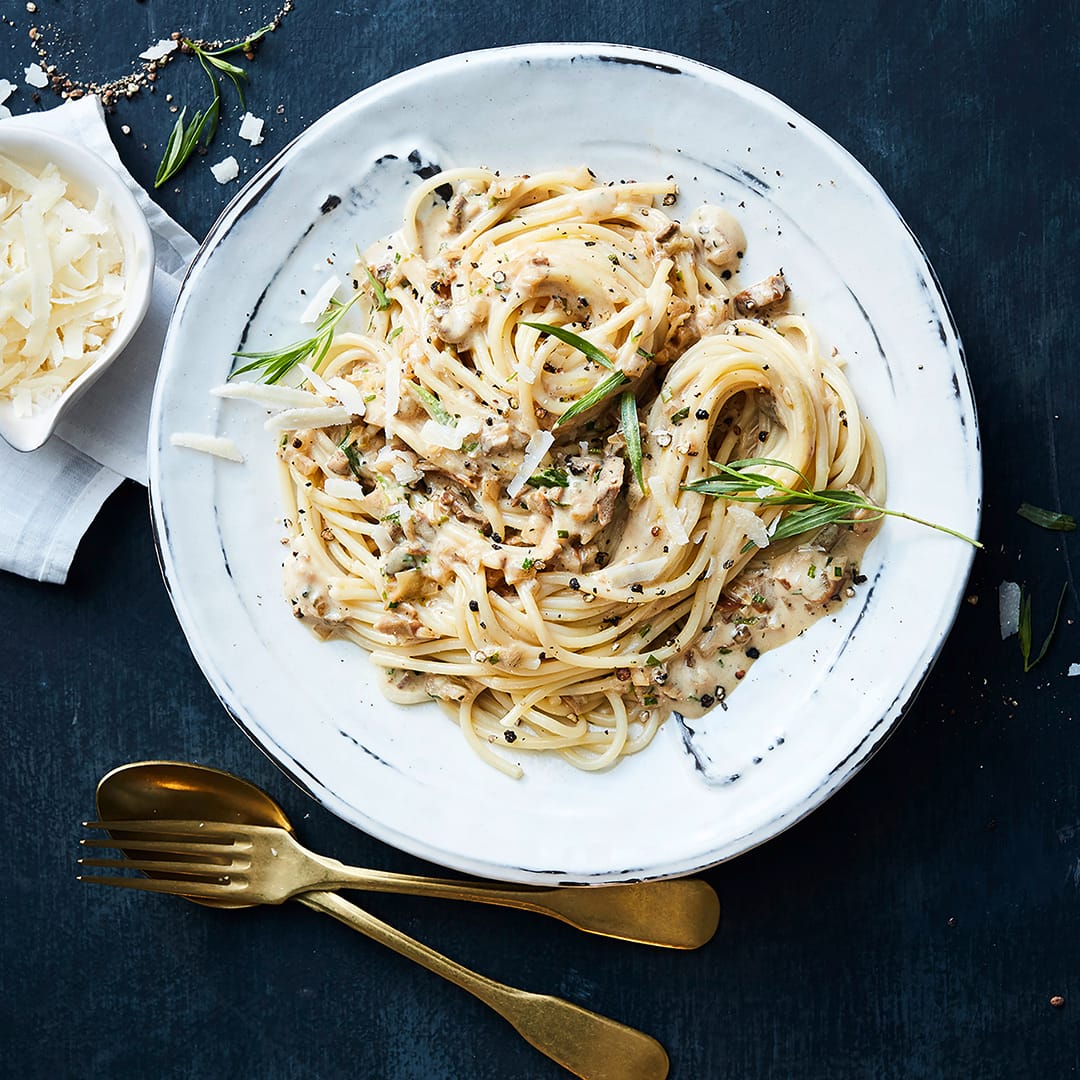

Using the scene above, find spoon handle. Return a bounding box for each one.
[298,889,669,1080]
[314,860,720,949]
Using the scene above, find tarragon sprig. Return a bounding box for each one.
[683,457,983,549]
[1019,581,1068,672]
[231,294,360,383]
[155,23,274,188]
[620,391,648,494]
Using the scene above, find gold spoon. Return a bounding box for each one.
[93,760,672,1080]
[93,761,719,946]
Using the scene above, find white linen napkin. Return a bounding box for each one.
[0,96,199,583]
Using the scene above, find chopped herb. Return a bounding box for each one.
[1019,582,1068,672]
[231,293,361,383]
[365,266,390,310]
[636,346,654,359]
[522,557,535,570]
[387,325,404,342]
[556,371,630,426]
[527,467,570,488]
[807,564,817,579]
[340,441,364,481]
[643,696,658,707]
[520,320,615,370]
[751,593,767,605]
[621,391,648,495]
[411,383,454,426]
[1017,502,1076,532]
[646,654,662,666]
[557,529,569,538]
[671,406,690,424]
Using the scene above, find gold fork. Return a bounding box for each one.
[78,818,719,948]
[80,823,670,1079]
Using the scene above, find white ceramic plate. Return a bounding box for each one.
[149,44,980,884]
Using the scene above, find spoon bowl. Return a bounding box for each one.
[96,760,292,909]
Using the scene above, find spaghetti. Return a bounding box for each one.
[257,167,884,777]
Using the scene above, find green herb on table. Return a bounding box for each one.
[1017,502,1076,532]
[231,294,360,383]
[520,321,615,370]
[1018,582,1068,672]
[154,23,273,188]
[683,457,983,549]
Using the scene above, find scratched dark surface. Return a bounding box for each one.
[2,1,1078,1076]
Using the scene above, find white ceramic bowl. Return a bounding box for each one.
[0,127,154,452]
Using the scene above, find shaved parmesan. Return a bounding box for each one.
[727,503,770,549]
[24,64,48,89]
[423,420,464,450]
[327,376,368,417]
[0,154,126,412]
[1068,663,1080,677]
[507,430,554,498]
[0,105,10,121]
[999,580,1021,639]
[238,112,265,146]
[264,405,351,432]
[300,276,340,324]
[209,156,239,184]
[297,361,334,397]
[210,382,320,409]
[323,477,366,501]
[170,432,245,462]
[138,39,178,61]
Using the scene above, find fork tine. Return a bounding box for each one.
[77,856,238,877]
[79,837,236,857]
[77,874,242,898]
[82,819,240,838]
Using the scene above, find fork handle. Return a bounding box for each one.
[298,890,668,1080]
[311,859,720,950]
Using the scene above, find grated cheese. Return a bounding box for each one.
[0,154,125,412]
[727,503,770,549]
[170,432,245,462]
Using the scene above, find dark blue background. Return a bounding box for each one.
[2,2,1078,1076]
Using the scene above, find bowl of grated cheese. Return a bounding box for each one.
[0,127,154,452]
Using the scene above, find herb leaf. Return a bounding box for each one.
[365,267,391,310]
[526,467,570,489]
[1017,502,1077,532]
[684,456,983,549]
[521,321,615,370]
[556,371,630,427]
[621,391,648,495]
[411,383,454,426]
[231,294,360,383]
[340,440,364,481]
[1020,581,1068,672]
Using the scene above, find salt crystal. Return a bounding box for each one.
[0,79,16,104]
[24,63,48,89]
[138,39,178,61]
[1067,663,1080,677]
[209,156,240,184]
[238,111,264,146]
